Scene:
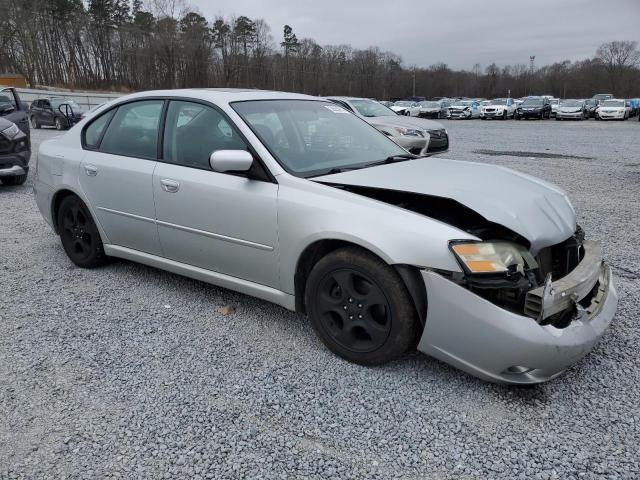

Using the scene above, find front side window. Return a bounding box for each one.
[163,101,248,169]
[84,109,116,148]
[232,100,408,177]
[100,100,163,159]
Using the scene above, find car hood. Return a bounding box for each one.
[365,115,444,130]
[449,104,470,109]
[558,106,582,112]
[312,158,576,252]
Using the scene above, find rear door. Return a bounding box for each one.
[153,100,279,287]
[79,99,164,255]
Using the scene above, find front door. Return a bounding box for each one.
[79,99,164,255]
[153,100,279,287]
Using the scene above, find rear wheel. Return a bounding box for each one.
[55,117,64,130]
[57,195,108,268]
[305,247,419,365]
[2,174,27,185]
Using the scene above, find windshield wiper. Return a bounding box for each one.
[362,154,417,168]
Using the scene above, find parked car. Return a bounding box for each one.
[29,97,86,130]
[326,97,449,154]
[592,93,613,103]
[480,98,516,120]
[417,100,449,119]
[555,99,588,120]
[550,98,560,117]
[595,99,629,120]
[390,100,421,116]
[0,87,30,135]
[448,100,481,119]
[80,103,104,120]
[584,98,599,118]
[515,97,552,120]
[0,117,31,185]
[626,98,639,117]
[34,89,617,384]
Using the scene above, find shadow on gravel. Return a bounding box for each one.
[474,149,594,160]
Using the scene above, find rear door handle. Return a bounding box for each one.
[160,178,180,193]
[84,164,98,176]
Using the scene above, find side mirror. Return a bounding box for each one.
[209,150,253,173]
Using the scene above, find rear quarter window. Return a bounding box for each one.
[84,109,116,149]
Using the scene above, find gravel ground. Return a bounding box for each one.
[1,118,639,479]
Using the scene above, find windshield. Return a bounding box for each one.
[601,100,624,107]
[394,101,413,107]
[522,98,543,106]
[232,100,408,177]
[454,101,473,106]
[419,101,440,108]
[560,100,583,107]
[349,99,396,117]
[51,99,81,110]
[551,99,560,105]
[488,99,508,105]
[585,99,596,106]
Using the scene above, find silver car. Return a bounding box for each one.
[34,89,617,384]
[326,97,449,154]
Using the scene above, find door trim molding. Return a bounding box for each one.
[97,206,273,251]
[156,219,274,251]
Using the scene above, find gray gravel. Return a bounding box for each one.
[1,119,639,479]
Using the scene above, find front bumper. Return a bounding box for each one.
[449,110,470,119]
[481,110,507,118]
[417,261,617,384]
[0,151,31,177]
[598,111,625,119]
[557,111,584,119]
[517,110,543,118]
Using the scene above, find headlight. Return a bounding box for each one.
[1,123,20,140]
[450,242,533,274]
[393,127,423,137]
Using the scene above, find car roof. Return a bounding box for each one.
[120,88,322,104]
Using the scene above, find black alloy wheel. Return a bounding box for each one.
[57,195,108,268]
[305,247,419,365]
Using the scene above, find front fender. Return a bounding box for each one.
[276,174,475,294]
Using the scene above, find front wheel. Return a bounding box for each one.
[57,195,108,268]
[30,116,40,129]
[305,247,419,365]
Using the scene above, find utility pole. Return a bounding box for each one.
[529,56,535,75]
[412,67,416,97]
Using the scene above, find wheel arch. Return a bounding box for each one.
[51,188,78,233]
[293,239,427,325]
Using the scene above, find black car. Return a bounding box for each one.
[29,97,85,130]
[0,87,30,135]
[584,99,599,118]
[0,116,30,185]
[515,97,552,120]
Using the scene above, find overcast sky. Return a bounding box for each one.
[190,0,640,70]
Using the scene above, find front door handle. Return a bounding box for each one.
[160,178,180,193]
[84,164,98,176]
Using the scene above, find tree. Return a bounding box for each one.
[596,41,640,94]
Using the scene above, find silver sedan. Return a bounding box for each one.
[34,89,617,384]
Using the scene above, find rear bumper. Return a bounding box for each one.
[417,263,617,384]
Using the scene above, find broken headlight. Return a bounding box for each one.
[450,242,536,275]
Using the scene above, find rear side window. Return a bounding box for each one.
[84,109,116,148]
[99,100,163,159]
[163,101,248,169]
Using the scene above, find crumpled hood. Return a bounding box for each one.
[366,115,445,131]
[312,158,577,252]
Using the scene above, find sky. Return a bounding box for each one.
[190,0,640,70]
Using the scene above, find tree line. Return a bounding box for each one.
[1,0,639,99]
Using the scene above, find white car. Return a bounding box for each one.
[448,100,481,119]
[596,99,630,120]
[480,98,516,120]
[550,99,561,117]
[390,101,421,116]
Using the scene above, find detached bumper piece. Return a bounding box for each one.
[524,240,603,322]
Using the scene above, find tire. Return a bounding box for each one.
[57,195,108,268]
[2,174,27,185]
[55,116,65,130]
[502,111,507,120]
[30,116,40,129]
[305,247,419,365]
[404,110,411,116]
